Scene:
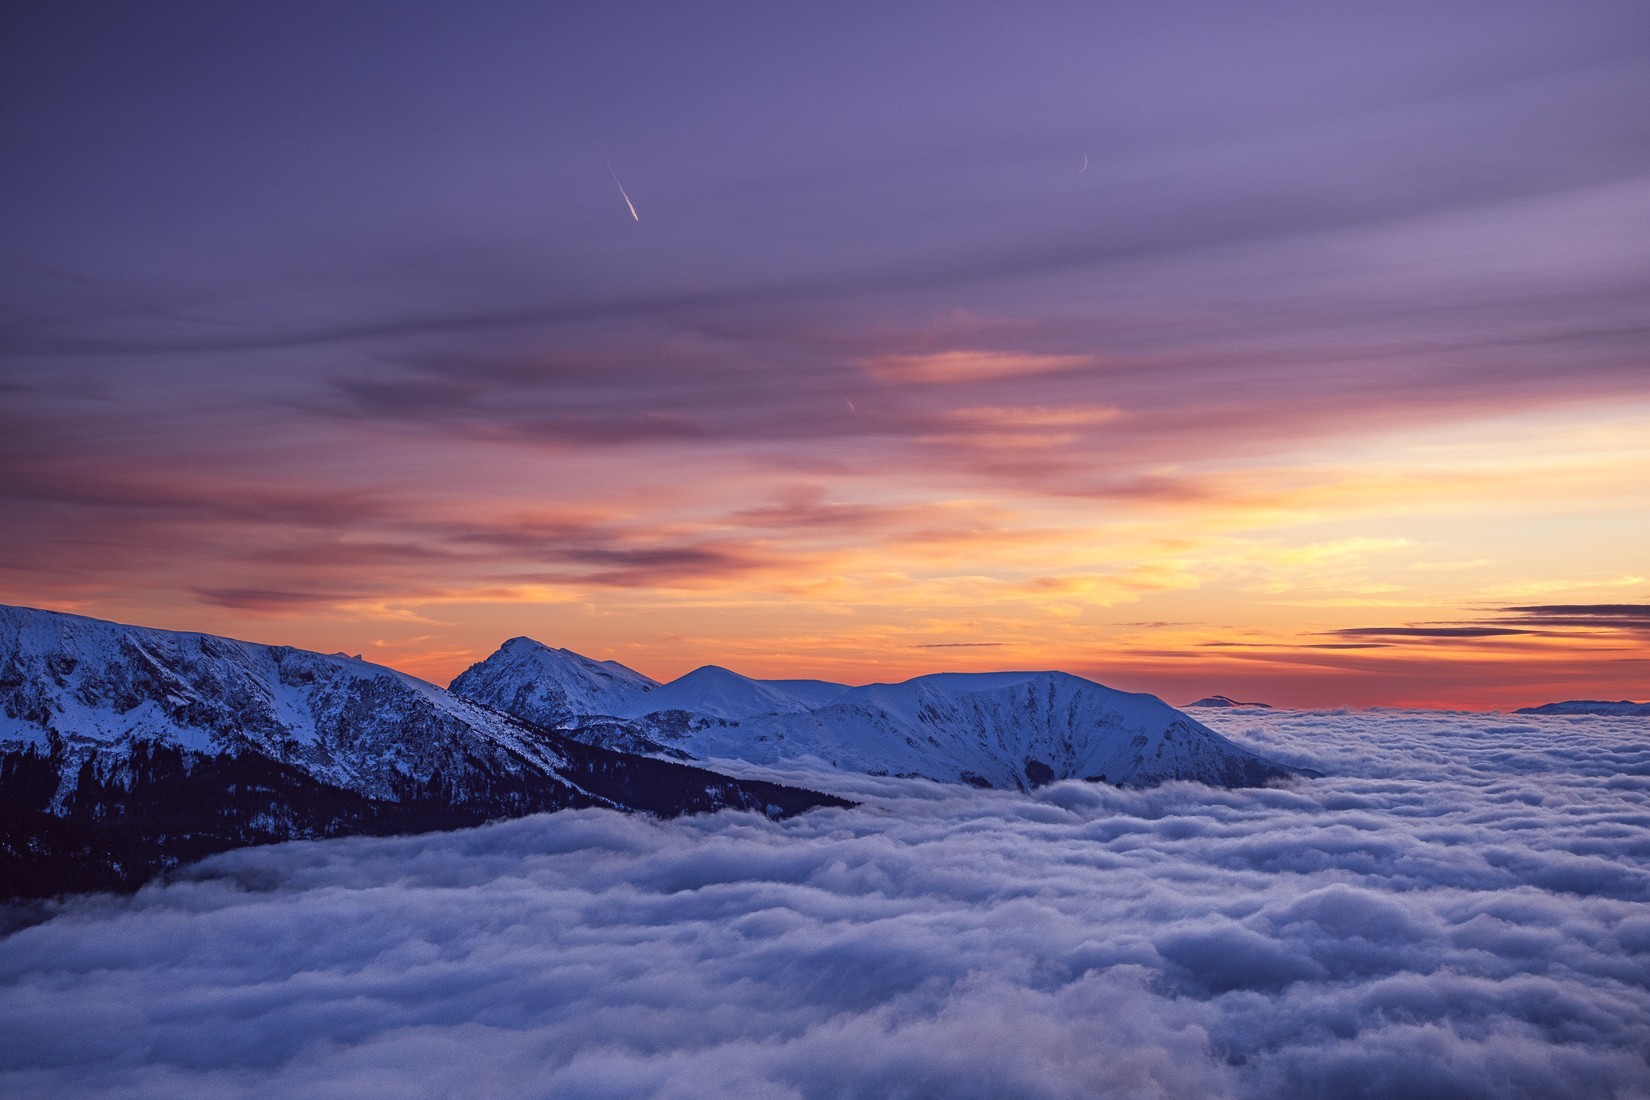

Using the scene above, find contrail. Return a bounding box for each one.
[1078,154,1088,174]
[604,153,640,221]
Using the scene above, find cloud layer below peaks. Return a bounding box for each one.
[2,709,1648,1099]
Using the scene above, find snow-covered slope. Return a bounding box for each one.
[0,604,570,800]
[0,606,851,898]
[680,671,1294,790]
[449,636,659,729]
[1515,699,1650,716]
[452,639,1297,790]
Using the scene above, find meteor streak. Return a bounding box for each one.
[604,153,640,221]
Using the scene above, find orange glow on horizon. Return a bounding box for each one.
[6,377,1646,713]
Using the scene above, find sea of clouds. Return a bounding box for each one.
[3,709,1649,1099]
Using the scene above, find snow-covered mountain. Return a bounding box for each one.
[1,604,572,801]
[0,606,848,899]
[611,664,851,719]
[452,642,1299,791]
[449,641,851,723]
[449,636,661,729]
[1515,699,1650,716]
[673,671,1295,790]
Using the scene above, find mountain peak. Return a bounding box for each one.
[620,663,835,719]
[675,664,748,684]
[450,638,658,729]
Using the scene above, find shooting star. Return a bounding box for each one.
[1078,154,1088,174]
[604,153,640,221]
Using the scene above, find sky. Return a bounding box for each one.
[2,1,1648,708]
[4,709,1649,1097]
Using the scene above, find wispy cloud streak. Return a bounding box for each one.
[1,2,1647,699]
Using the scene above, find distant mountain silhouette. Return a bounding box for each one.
[1515,699,1650,717]
[1184,695,1274,709]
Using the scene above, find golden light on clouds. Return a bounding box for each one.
[8,339,1649,709]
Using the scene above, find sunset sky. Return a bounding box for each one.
[3,1,1647,708]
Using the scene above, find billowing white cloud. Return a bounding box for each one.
[2,710,1648,1098]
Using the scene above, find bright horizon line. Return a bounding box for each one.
[12,600,1640,716]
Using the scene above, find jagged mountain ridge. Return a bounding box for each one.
[0,606,849,899]
[451,639,1299,790]
[0,605,623,804]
